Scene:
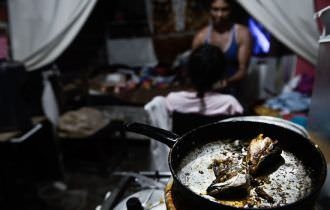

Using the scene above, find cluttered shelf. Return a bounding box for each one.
[88,85,188,106]
[87,65,191,106]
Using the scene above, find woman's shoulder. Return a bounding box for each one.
[192,26,210,48]
[234,23,252,43]
[196,25,209,36]
[235,23,249,31]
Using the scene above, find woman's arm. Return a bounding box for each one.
[227,24,252,84]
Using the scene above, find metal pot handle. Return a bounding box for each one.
[125,122,179,148]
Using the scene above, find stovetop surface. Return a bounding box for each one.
[96,171,170,210]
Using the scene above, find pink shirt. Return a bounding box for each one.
[165,91,243,116]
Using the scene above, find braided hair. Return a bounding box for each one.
[187,44,226,112]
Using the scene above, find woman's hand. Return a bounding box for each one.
[213,79,228,90]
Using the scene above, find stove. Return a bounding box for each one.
[95,171,171,210]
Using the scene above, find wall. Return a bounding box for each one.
[0,1,9,59]
[308,1,330,139]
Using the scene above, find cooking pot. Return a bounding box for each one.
[125,116,327,210]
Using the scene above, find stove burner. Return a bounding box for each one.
[113,189,165,210]
[96,171,170,210]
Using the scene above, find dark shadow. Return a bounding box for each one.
[253,155,285,177]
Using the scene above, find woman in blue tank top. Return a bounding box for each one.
[192,0,252,97]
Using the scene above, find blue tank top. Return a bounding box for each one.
[205,25,239,78]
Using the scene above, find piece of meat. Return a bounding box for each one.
[207,157,249,197]
[247,134,282,175]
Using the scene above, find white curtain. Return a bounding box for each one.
[237,0,320,65]
[8,0,97,71]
